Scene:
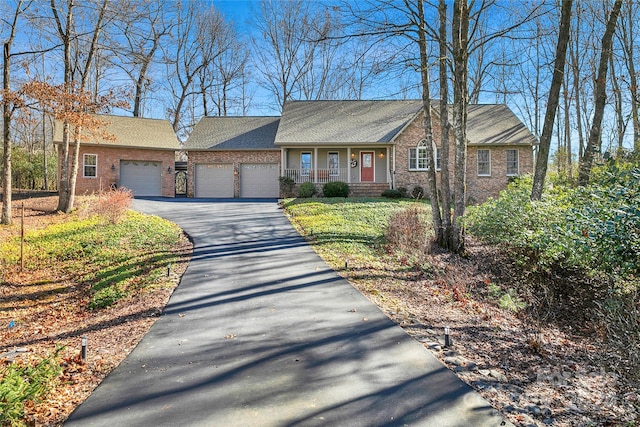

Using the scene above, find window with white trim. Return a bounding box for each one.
[328,152,339,175]
[435,147,441,171]
[506,149,519,176]
[477,149,491,176]
[301,152,312,176]
[83,154,97,178]
[409,147,427,170]
[409,145,441,171]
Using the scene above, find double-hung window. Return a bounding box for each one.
[477,149,491,176]
[409,145,440,171]
[409,147,428,170]
[506,149,519,176]
[83,154,97,178]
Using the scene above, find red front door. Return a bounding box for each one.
[361,152,374,182]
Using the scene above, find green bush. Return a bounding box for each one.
[0,349,62,425]
[397,187,408,198]
[381,189,402,199]
[298,182,317,198]
[322,181,349,197]
[465,161,640,379]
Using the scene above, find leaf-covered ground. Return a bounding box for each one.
[0,194,192,426]
[283,198,640,427]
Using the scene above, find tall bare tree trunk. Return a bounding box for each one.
[451,0,470,253]
[531,0,573,200]
[619,1,639,153]
[1,0,24,225]
[438,0,453,248]
[569,10,585,166]
[416,0,443,244]
[578,0,623,186]
[2,42,13,225]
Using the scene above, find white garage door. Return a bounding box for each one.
[240,163,279,198]
[120,161,162,197]
[195,163,234,198]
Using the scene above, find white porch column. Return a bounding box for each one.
[313,147,318,183]
[386,147,391,188]
[281,148,286,175]
[347,147,352,183]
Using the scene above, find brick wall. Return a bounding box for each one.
[58,144,176,197]
[187,150,281,197]
[394,112,534,204]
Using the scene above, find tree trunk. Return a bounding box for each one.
[416,0,443,244]
[620,2,639,153]
[1,0,23,224]
[438,0,453,248]
[578,0,622,186]
[451,0,470,253]
[2,42,12,225]
[531,0,573,200]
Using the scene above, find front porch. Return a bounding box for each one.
[280,146,392,186]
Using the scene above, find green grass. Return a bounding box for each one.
[2,210,186,309]
[282,197,431,268]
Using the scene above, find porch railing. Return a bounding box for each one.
[283,168,348,183]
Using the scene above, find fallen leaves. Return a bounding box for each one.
[1,195,192,426]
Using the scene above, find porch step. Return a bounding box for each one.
[348,183,390,198]
[292,182,390,198]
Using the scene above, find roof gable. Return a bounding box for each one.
[275,100,423,145]
[53,115,180,150]
[185,117,280,150]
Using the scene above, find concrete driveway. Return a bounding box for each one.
[65,199,507,427]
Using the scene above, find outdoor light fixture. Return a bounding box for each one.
[167,166,172,173]
[81,336,88,361]
[351,152,356,159]
[111,164,115,171]
[379,151,385,158]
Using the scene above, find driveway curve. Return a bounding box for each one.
[65,199,508,427]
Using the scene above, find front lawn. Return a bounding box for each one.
[282,196,639,426]
[0,194,191,426]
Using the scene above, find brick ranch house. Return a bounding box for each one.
[184,100,537,202]
[54,116,180,197]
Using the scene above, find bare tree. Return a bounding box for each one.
[164,2,230,137]
[531,0,572,201]
[578,0,623,186]
[50,0,111,212]
[617,1,639,153]
[208,38,250,116]
[253,0,340,110]
[1,0,28,225]
[437,0,452,247]
[109,0,173,117]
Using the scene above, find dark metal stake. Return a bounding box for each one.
[444,326,451,347]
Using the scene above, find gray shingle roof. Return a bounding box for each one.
[275,100,423,145]
[466,104,538,146]
[185,116,280,150]
[53,115,180,150]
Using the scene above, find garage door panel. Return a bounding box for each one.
[195,163,234,198]
[240,163,279,198]
[120,161,162,197]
